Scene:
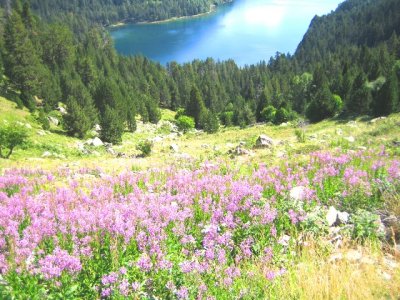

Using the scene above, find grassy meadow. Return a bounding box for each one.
[0,96,399,299]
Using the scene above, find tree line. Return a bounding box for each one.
[0,0,399,144]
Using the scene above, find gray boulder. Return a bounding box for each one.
[255,135,274,148]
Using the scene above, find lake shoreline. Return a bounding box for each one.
[108,1,233,28]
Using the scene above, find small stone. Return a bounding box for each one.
[329,253,343,262]
[383,258,398,269]
[369,117,386,124]
[360,257,375,265]
[58,106,67,115]
[48,116,59,126]
[345,136,355,143]
[326,206,339,227]
[152,136,163,143]
[345,250,362,262]
[94,124,101,131]
[278,235,290,247]
[42,151,52,158]
[289,186,307,202]
[25,123,32,129]
[381,272,392,281]
[91,137,103,147]
[255,135,274,149]
[337,211,349,224]
[170,144,179,153]
[37,130,46,136]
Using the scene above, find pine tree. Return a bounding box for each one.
[348,72,372,114]
[3,10,48,97]
[373,69,399,116]
[186,86,207,128]
[100,105,125,144]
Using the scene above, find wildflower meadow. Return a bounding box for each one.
[0,148,399,299]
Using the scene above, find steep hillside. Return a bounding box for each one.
[28,0,231,25]
[295,0,400,66]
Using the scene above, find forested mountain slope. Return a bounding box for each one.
[296,0,400,66]
[28,0,231,25]
[0,0,398,144]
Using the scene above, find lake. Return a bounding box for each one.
[110,0,343,66]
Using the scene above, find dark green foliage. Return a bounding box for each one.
[260,105,277,123]
[0,123,28,159]
[29,0,231,25]
[372,70,399,116]
[136,140,153,157]
[146,98,161,124]
[186,86,207,128]
[100,106,125,144]
[274,107,290,124]
[20,91,35,112]
[306,84,337,122]
[38,109,50,130]
[347,72,372,114]
[202,111,219,133]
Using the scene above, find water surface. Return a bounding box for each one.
[110,0,343,66]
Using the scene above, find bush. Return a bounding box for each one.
[136,140,153,157]
[295,129,306,143]
[260,105,277,123]
[174,108,186,120]
[274,107,290,124]
[176,115,195,133]
[0,123,29,159]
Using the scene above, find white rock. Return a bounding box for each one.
[152,136,163,143]
[326,206,339,226]
[42,151,52,158]
[337,211,349,224]
[289,186,307,202]
[48,116,59,126]
[25,123,32,129]
[329,253,343,262]
[37,130,46,136]
[170,143,179,153]
[94,124,101,131]
[58,106,67,115]
[278,235,290,247]
[345,136,355,143]
[345,250,362,262]
[91,137,103,147]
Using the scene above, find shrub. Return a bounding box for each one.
[176,115,195,133]
[260,105,277,123]
[136,140,153,157]
[295,129,306,143]
[274,107,290,124]
[0,123,29,159]
[174,108,186,120]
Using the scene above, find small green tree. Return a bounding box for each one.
[260,105,277,123]
[100,106,125,144]
[176,115,195,133]
[202,111,219,133]
[136,140,153,157]
[38,109,50,130]
[0,123,28,159]
[274,107,290,124]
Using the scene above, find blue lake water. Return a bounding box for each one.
[110,0,343,66]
